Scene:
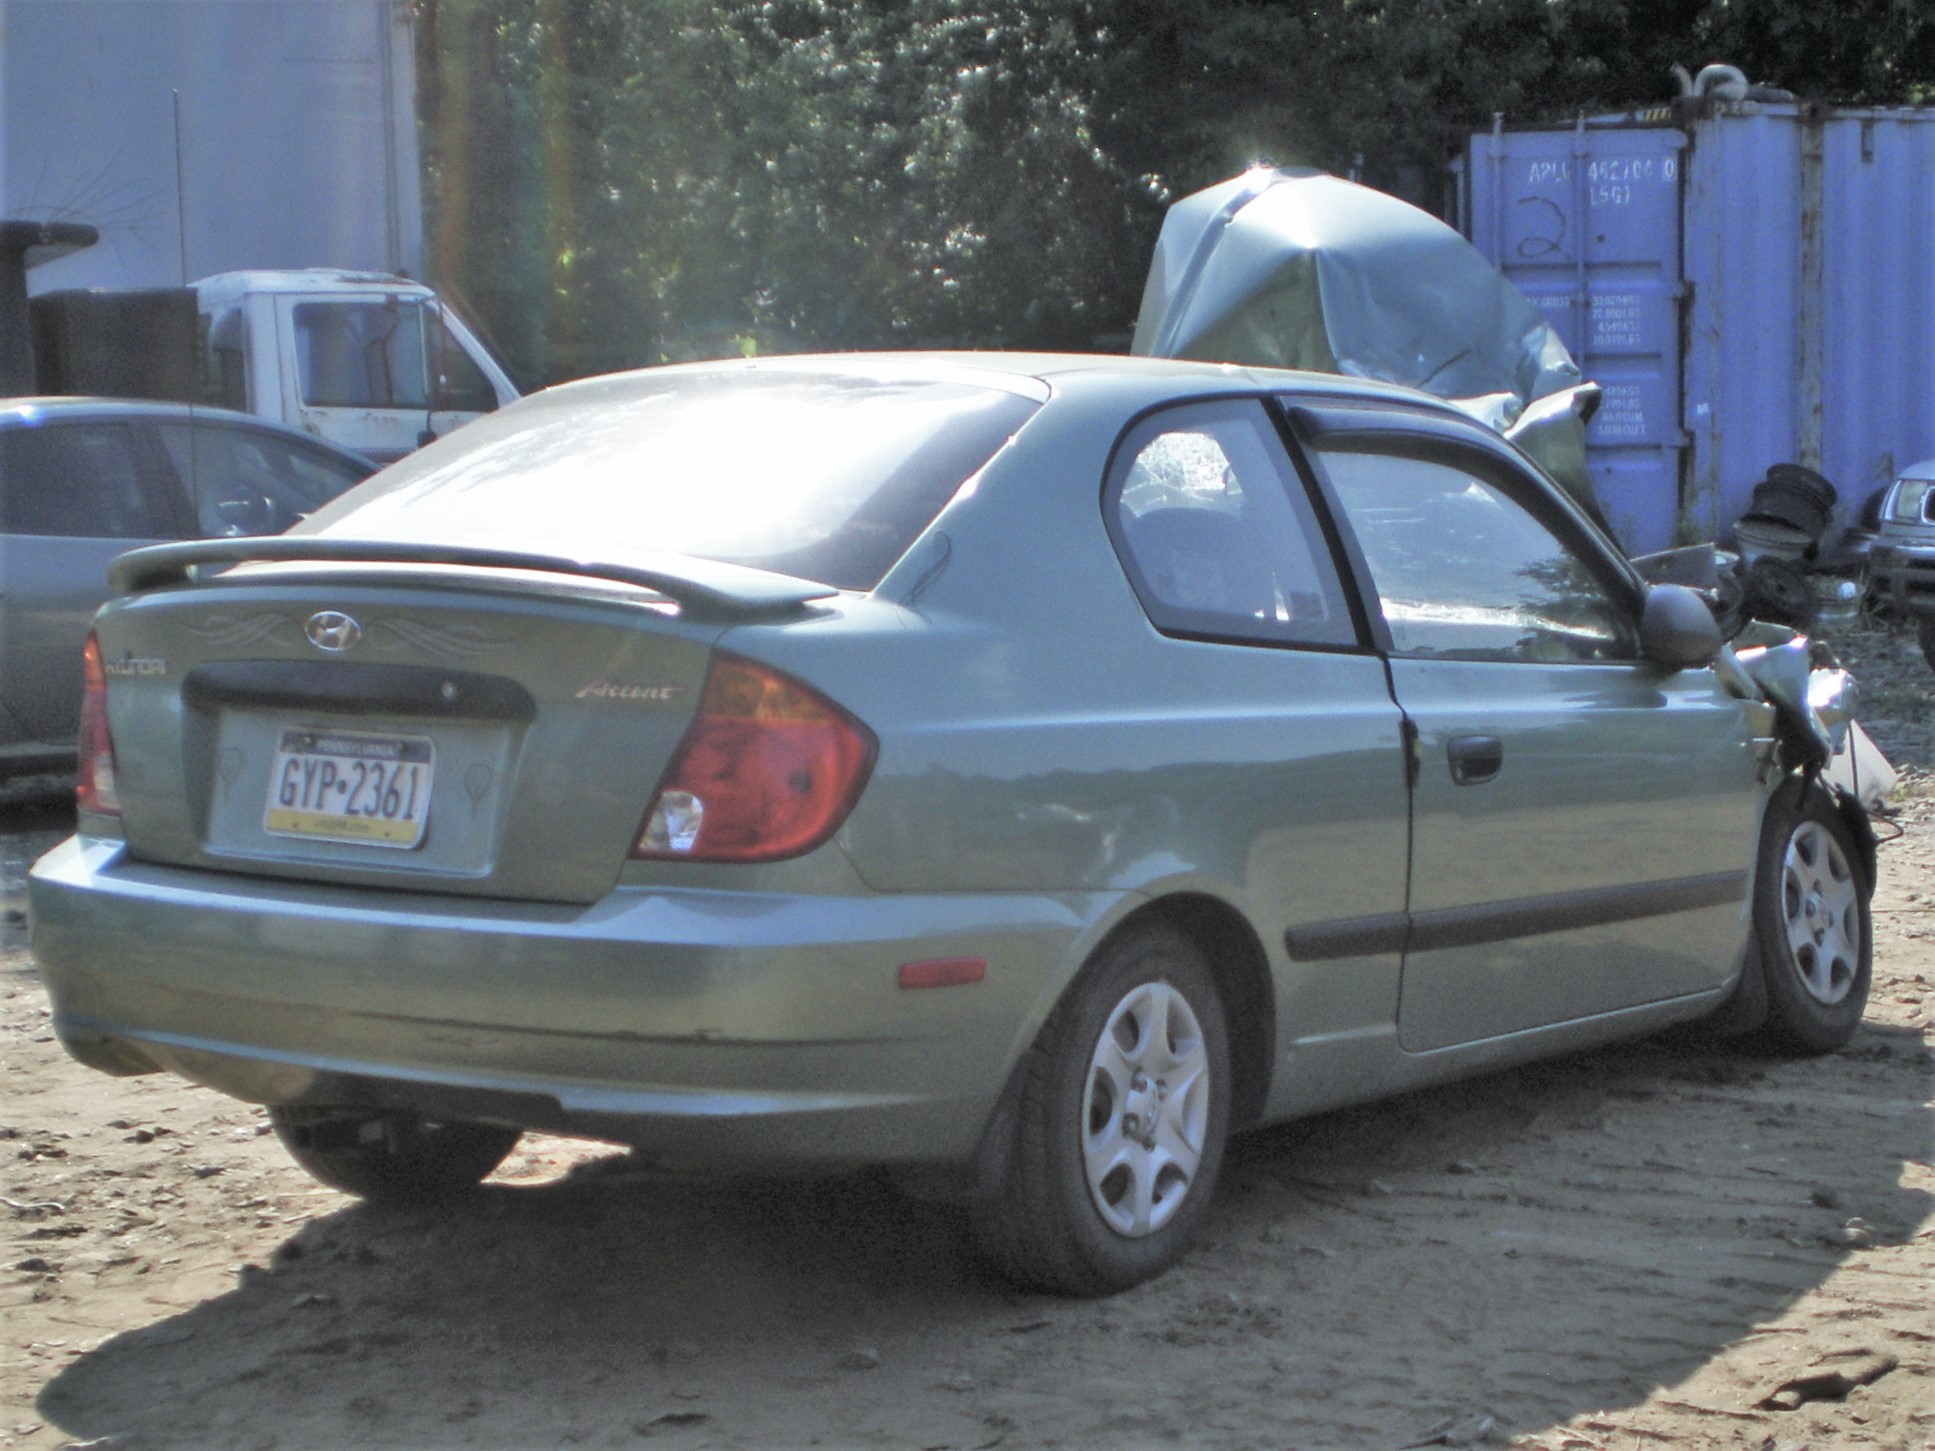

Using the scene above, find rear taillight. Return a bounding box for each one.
[77,633,121,815]
[633,656,875,863]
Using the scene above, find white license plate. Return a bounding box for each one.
[263,729,435,848]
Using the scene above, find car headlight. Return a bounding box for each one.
[1888,478,1932,523]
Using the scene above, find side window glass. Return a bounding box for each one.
[158,423,373,537]
[261,437,377,514]
[293,301,430,409]
[1108,401,1356,647]
[433,321,499,413]
[1320,447,1638,662]
[0,422,173,539]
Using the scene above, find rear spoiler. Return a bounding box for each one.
[107,538,839,621]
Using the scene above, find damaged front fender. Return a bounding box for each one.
[1712,623,1888,884]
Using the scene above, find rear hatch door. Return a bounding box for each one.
[95,546,829,903]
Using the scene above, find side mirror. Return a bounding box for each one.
[1639,583,1724,670]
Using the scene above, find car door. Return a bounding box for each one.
[0,417,188,746]
[1298,419,1760,1053]
[1104,399,1414,1066]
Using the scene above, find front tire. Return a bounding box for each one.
[1751,782,1871,1054]
[972,923,1231,1296]
[269,1106,520,1204]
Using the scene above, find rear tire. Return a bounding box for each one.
[1744,556,1816,630]
[269,1106,520,1204]
[1750,782,1871,1054]
[972,923,1230,1296]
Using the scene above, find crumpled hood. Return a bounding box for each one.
[1132,167,1601,514]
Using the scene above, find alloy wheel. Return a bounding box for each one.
[1780,818,1862,1005]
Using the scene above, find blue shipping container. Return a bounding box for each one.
[1458,104,1935,556]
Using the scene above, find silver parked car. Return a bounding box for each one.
[1869,454,1935,666]
[0,397,375,778]
[31,355,1873,1294]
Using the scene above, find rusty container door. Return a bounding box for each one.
[1467,104,1935,552]
[1685,106,1935,539]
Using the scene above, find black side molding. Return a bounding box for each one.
[1286,871,1748,962]
[1284,912,1410,962]
[1406,872,1748,953]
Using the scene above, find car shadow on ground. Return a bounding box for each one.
[35,1019,1933,1448]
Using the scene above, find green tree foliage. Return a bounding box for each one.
[1547,0,1935,109]
[417,0,1935,387]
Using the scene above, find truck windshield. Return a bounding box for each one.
[293,300,430,410]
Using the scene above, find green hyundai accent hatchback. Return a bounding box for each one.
[29,354,1874,1294]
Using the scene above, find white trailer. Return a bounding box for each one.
[1,0,517,455]
[3,0,423,289]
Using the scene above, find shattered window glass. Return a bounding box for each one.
[1109,400,1355,647]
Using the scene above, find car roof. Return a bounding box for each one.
[0,396,374,464]
[193,269,435,303]
[529,350,1480,418]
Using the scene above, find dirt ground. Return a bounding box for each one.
[3,619,1932,1451]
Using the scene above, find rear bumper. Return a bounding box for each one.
[30,836,1108,1166]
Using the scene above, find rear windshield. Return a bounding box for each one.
[301,368,1041,590]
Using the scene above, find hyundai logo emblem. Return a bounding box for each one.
[304,611,363,652]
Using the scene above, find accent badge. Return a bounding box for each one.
[576,681,685,703]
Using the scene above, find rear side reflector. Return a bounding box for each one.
[633,655,875,863]
[897,957,987,990]
[77,633,121,815]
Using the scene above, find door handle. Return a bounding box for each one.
[1446,734,1503,785]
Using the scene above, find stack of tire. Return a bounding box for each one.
[1732,464,1837,630]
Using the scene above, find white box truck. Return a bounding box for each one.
[1,0,517,458]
